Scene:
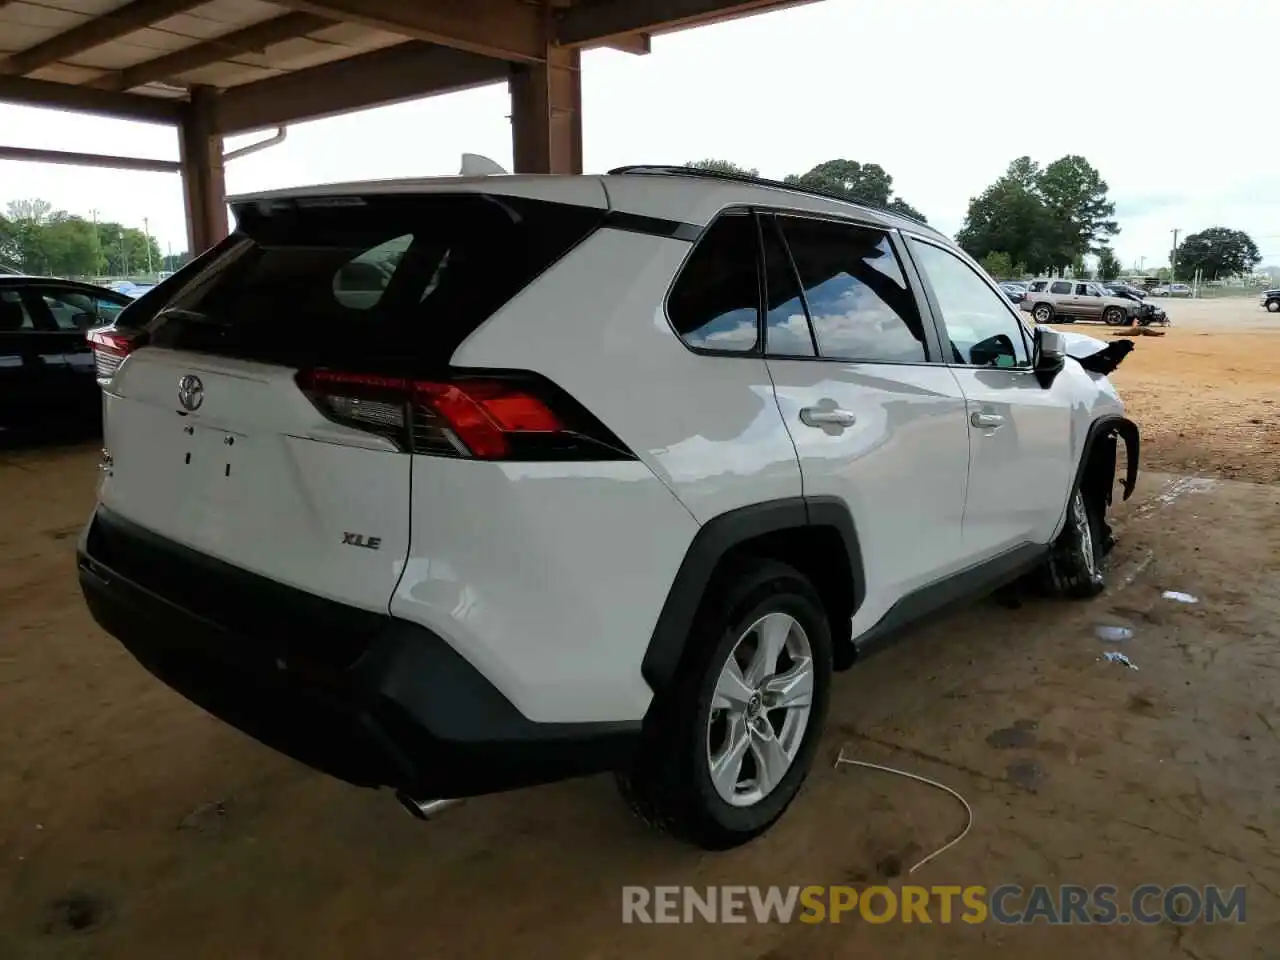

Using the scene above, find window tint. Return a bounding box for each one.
[0,290,33,331]
[333,234,412,309]
[908,239,1030,368]
[1050,281,1072,295]
[1074,283,1090,296]
[760,216,813,356]
[41,289,111,330]
[777,216,927,363]
[1029,280,1047,293]
[155,194,605,366]
[668,213,759,352]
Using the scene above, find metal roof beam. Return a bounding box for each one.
[88,12,335,92]
[270,0,544,63]
[557,0,814,45]
[0,73,180,123]
[215,41,511,135]
[0,0,205,76]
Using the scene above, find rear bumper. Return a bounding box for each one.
[77,507,637,798]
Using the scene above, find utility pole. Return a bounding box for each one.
[143,217,154,275]
[1171,228,1179,283]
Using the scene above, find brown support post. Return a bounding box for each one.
[509,39,581,174]
[178,85,228,255]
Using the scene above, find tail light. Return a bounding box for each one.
[295,368,635,462]
[87,328,143,383]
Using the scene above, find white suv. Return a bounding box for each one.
[78,166,1139,850]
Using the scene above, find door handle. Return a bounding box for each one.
[800,406,857,429]
[970,411,1005,429]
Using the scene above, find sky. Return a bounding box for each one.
[2,0,1277,268]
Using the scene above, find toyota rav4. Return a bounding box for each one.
[78,165,1139,850]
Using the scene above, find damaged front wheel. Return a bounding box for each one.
[1045,488,1107,598]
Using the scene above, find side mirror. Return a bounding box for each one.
[1033,326,1066,387]
[970,333,1018,368]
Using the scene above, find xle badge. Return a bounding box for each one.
[342,532,382,550]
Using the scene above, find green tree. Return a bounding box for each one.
[957,155,1118,275]
[1071,253,1089,278]
[956,158,1055,274]
[1174,227,1261,281]
[684,159,759,177]
[162,251,192,272]
[95,222,161,277]
[978,251,1015,279]
[784,159,926,222]
[1096,246,1122,280]
[1037,155,1119,272]
[41,214,103,276]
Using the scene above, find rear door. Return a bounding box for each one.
[903,236,1074,556]
[759,213,972,634]
[25,284,116,417]
[99,188,608,612]
[0,286,66,427]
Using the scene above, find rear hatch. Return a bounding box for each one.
[98,185,608,613]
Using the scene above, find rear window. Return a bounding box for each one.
[151,194,604,367]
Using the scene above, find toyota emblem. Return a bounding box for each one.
[177,374,204,412]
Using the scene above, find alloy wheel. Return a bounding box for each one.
[706,612,814,808]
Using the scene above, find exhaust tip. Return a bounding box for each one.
[395,791,461,821]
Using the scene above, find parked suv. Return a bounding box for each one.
[78,166,1140,849]
[1261,289,1280,313]
[1020,279,1143,325]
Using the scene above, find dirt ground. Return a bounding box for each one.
[1,297,1277,959]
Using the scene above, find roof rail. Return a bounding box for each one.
[606,164,935,231]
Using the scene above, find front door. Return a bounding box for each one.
[904,237,1075,557]
[0,288,65,430]
[757,213,972,636]
[1073,282,1103,321]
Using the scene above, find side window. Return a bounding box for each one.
[94,296,127,325]
[333,233,412,310]
[777,216,928,363]
[1050,280,1072,295]
[667,213,759,352]
[1075,283,1090,296]
[907,239,1030,369]
[1029,281,1047,293]
[0,290,34,331]
[41,289,98,330]
[760,216,814,356]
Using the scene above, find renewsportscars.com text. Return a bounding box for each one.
[622,884,1247,925]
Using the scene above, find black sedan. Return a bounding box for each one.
[0,276,133,437]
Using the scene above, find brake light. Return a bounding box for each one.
[87,328,143,383]
[87,329,136,357]
[295,369,632,461]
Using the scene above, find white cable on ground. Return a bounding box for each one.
[833,749,974,875]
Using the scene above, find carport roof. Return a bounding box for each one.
[0,0,814,133]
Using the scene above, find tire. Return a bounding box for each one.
[616,558,833,850]
[1267,300,1280,313]
[1032,303,1054,324]
[1103,306,1126,326]
[1044,488,1106,598]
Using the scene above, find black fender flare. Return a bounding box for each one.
[1073,415,1141,504]
[640,496,864,694]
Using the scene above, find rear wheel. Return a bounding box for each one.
[1044,488,1106,598]
[1267,299,1280,313]
[1032,303,1054,324]
[1103,306,1126,326]
[617,558,832,849]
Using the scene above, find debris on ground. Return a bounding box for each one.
[1102,651,1139,670]
[178,799,231,833]
[1095,625,1135,643]
[1162,590,1199,604]
[834,750,973,874]
[985,720,1038,749]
